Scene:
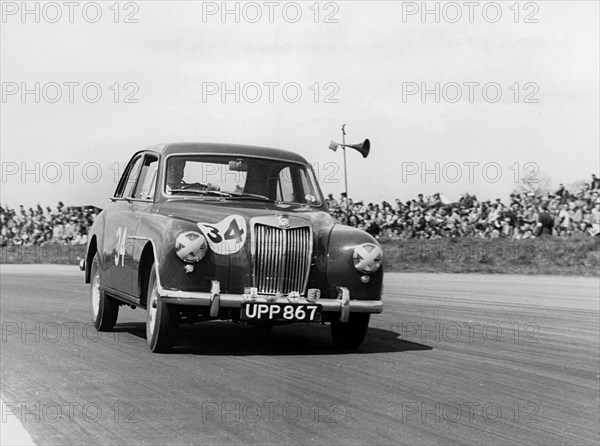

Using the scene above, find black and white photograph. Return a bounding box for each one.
[1,1,599,444]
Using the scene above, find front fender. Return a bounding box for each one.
[325,225,383,301]
[135,215,225,294]
[84,211,107,283]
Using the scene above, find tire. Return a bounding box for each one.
[330,313,370,350]
[90,254,119,331]
[146,264,177,353]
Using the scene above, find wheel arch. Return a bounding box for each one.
[138,241,156,307]
[84,235,98,283]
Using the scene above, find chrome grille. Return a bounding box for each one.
[253,224,311,294]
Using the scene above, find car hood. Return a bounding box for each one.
[154,200,334,226]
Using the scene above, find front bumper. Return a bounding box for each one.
[159,281,382,322]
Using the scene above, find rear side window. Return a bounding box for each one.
[115,155,143,198]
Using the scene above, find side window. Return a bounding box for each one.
[276,167,295,202]
[133,156,158,200]
[115,155,143,199]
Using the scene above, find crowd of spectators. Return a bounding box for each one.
[2,175,599,246]
[0,202,99,247]
[327,174,600,240]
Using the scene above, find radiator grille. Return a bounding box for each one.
[253,224,311,294]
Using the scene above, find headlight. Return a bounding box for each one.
[352,243,383,274]
[175,231,208,263]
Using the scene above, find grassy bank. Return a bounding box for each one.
[0,243,86,265]
[380,236,600,276]
[1,237,599,276]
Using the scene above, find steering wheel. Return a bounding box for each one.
[178,182,209,190]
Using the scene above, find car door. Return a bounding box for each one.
[102,153,144,296]
[129,153,159,300]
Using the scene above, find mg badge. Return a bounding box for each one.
[306,288,321,302]
[287,291,300,303]
[278,214,290,228]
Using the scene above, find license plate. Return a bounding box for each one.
[241,303,321,322]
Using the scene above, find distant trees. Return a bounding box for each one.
[512,171,552,196]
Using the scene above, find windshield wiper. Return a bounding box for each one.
[170,189,232,198]
[226,193,275,202]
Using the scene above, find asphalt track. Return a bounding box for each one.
[1,265,599,446]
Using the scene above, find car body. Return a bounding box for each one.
[82,143,383,352]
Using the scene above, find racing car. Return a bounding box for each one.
[81,143,383,352]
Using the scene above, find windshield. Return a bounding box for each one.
[164,155,322,206]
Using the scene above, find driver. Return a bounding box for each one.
[165,157,221,193]
[166,157,187,192]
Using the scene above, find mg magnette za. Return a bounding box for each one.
[80,143,383,352]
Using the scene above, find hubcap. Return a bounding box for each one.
[91,271,100,318]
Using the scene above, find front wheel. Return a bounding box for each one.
[90,255,119,331]
[146,265,177,353]
[330,313,370,350]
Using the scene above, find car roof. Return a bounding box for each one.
[145,142,310,165]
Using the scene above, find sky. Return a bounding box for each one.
[1,0,598,209]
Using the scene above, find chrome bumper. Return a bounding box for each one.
[159,282,382,322]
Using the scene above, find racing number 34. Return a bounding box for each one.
[197,215,248,255]
[203,218,244,243]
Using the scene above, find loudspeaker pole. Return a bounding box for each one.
[341,124,349,221]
